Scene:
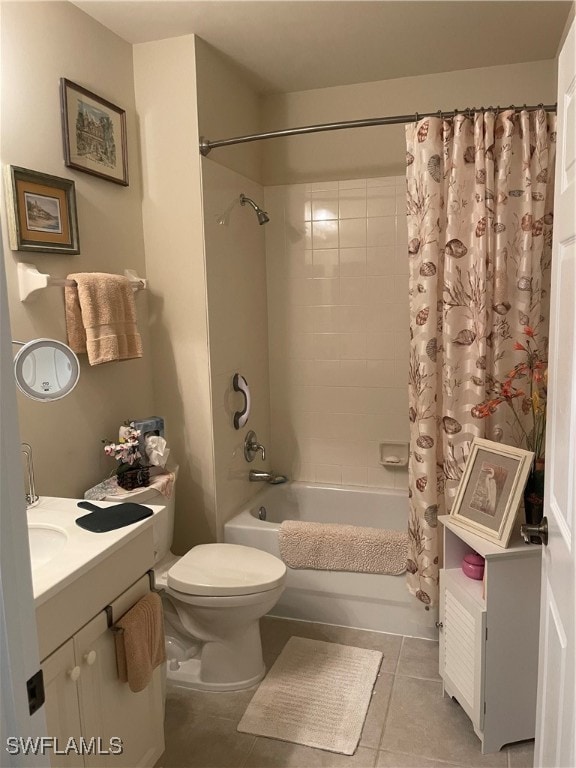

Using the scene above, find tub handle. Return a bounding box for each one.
[233,373,251,430]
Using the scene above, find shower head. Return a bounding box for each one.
[240,193,270,225]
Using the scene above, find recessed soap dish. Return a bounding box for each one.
[379,441,409,467]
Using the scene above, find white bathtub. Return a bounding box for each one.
[224,482,435,639]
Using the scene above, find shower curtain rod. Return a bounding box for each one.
[199,103,556,156]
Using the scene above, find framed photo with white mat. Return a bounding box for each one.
[449,437,533,548]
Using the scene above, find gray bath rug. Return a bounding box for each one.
[237,636,382,755]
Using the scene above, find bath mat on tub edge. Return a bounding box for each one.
[237,636,382,755]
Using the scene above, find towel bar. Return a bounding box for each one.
[17,262,147,302]
[105,570,159,631]
[105,605,123,632]
[147,569,161,594]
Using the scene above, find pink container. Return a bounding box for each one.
[462,552,485,580]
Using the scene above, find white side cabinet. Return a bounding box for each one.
[439,516,541,754]
[42,575,164,768]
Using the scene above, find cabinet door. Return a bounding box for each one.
[439,570,486,731]
[74,607,164,768]
[42,639,84,767]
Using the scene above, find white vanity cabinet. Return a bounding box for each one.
[438,516,541,754]
[41,574,164,768]
[42,640,84,767]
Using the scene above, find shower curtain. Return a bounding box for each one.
[405,109,556,607]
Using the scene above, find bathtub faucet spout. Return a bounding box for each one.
[249,470,288,484]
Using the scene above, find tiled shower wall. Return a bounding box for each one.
[265,176,410,489]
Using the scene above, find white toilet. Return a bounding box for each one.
[103,474,286,691]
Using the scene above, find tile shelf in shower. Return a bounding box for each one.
[379,441,408,467]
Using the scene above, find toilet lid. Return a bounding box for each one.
[167,543,286,596]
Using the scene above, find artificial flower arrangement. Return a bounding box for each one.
[102,422,150,489]
[472,325,547,460]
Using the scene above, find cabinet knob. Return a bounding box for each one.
[84,650,97,666]
[68,666,81,681]
[435,621,444,629]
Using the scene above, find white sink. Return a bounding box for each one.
[28,524,68,568]
[27,497,163,607]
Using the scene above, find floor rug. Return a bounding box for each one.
[237,636,382,755]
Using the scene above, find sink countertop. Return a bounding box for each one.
[28,497,163,607]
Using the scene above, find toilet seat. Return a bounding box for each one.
[167,543,286,597]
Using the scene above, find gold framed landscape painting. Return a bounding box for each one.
[60,78,128,186]
[449,437,534,548]
[5,166,80,254]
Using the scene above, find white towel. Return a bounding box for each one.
[279,520,408,575]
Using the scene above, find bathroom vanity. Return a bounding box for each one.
[438,515,541,754]
[28,498,165,768]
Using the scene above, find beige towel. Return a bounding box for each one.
[279,520,408,575]
[65,272,142,365]
[114,592,166,693]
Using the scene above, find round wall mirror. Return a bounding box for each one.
[13,339,80,402]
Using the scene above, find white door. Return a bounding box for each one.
[439,571,486,736]
[534,17,576,768]
[0,228,48,764]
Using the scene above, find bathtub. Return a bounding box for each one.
[224,482,435,639]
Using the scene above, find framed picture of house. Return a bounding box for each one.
[4,166,80,254]
[60,78,128,186]
[449,437,534,548]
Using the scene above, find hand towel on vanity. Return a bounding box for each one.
[114,592,166,693]
[65,272,143,365]
[279,520,408,575]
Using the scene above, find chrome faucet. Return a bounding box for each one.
[249,470,288,484]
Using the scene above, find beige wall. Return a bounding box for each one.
[266,175,409,489]
[196,42,270,536]
[0,1,155,498]
[195,38,263,184]
[261,59,558,184]
[202,159,271,534]
[133,35,216,553]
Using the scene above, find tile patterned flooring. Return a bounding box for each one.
[158,617,535,768]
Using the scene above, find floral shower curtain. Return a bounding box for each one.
[405,109,556,607]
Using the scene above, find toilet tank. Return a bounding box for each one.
[103,466,177,563]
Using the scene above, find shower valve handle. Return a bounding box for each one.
[244,430,265,462]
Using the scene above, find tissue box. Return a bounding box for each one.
[131,417,165,457]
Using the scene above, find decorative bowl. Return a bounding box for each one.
[462,552,485,580]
